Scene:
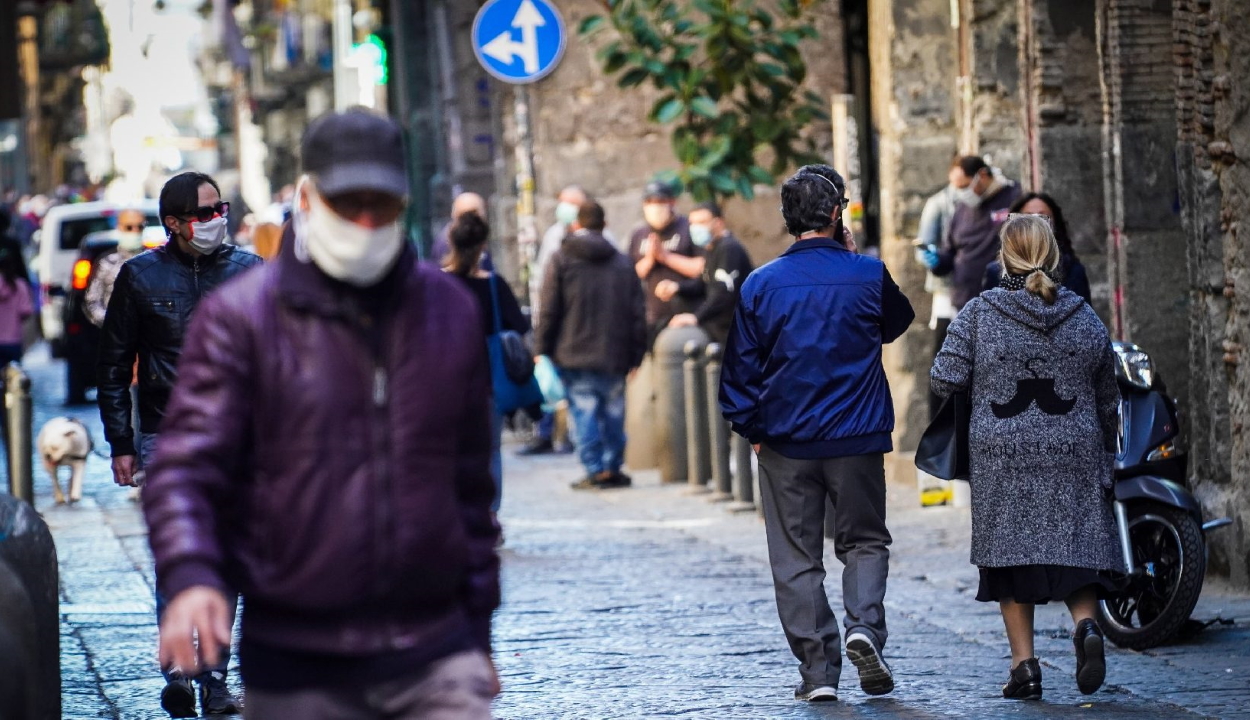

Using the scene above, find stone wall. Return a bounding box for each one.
[492,0,846,289]
[966,0,1025,179]
[1025,0,1110,320]
[1175,0,1250,586]
[870,0,960,462]
[1098,0,1190,413]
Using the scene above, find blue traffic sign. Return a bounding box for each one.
[472,0,566,84]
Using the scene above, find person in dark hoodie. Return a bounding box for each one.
[536,200,647,491]
[920,155,1021,311]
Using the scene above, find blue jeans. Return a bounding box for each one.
[141,433,236,681]
[536,411,554,441]
[559,369,627,476]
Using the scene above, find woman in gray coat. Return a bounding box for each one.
[931,214,1122,701]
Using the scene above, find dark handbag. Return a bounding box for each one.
[487,275,542,414]
[915,392,970,481]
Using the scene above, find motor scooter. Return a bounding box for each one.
[1097,342,1232,649]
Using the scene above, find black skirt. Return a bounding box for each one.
[976,564,1124,604]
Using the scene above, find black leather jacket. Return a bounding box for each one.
[97,241,262,456]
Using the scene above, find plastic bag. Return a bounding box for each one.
[534,355,565,412]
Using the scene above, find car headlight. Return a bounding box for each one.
[1113,343,1154,390]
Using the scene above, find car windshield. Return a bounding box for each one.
[59,218,113,250]
[58,213,161,251]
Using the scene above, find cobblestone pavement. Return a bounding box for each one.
[15,348,1249,719]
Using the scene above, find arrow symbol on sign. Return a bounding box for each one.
[481,0,545,74]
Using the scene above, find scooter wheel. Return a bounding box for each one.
[1097,502,1205,650]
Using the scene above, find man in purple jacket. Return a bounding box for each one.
[920,155,1021,310]
[143,109,501,718]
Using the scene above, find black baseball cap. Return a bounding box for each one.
[643,180,677,202]
[301,109,409,197]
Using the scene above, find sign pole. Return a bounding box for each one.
[514,84,537,305]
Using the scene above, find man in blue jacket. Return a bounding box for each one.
[720,165,914,703]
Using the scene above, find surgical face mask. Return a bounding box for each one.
[690,224,713,247]
[954,186,980,207]
[116,231,144,254]
[555,201,579,227]
[295,180,404,287]
[955,174,987,207]
[643,203,673,230]
[188,216,228,254]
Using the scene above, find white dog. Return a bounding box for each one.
[35,417,94,505]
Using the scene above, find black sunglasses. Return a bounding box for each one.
[179,201,230,223]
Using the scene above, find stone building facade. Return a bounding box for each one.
[487,0,847,287]
[868,0,1249,586]
[1171,0,1250,585]
[419,0,1249,584]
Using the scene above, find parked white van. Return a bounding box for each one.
[33,200,160,351]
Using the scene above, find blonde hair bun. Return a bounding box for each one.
[999,214,1061,305]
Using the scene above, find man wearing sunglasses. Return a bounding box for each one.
[97,171,261,717]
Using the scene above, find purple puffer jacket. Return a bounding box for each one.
[142,243,500,656]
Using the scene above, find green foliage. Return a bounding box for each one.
[580,0,828,202]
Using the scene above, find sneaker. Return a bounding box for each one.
[160,673,197,718]
[517,437,554,456]
[570,475,604,490]
[199,671,242,715]
[846,632,895,696]
[794,682,838,702]
[1074,618,1106,695]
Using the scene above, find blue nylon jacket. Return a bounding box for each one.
[719,236,915,459]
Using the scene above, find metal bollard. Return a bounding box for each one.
[653,326,708,483]
[5,363,32,504]
[704,344,733,502]
[683,340,712,494]
[0,494,61,719]
[728,433,757,513]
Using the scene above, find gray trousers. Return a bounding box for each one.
[245,650,495,720]
[757,447,891,687]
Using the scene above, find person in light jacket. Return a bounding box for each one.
[931,214,1122,701]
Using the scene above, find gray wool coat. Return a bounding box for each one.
[931,287,1124,572]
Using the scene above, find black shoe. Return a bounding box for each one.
[517,437,554,456]
[794,682,838,702]
[601,471,632,488]
[846,632,894,696]
[160,673,197,718]
[1074,618,1106,695]
[1002,658,1043,700]
[199,671,242,715]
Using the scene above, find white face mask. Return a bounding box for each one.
[643,203,673,230]
[189,216,228,254]
[555,201,579,227]
[295,179,405,287]
[116,231,144,254]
